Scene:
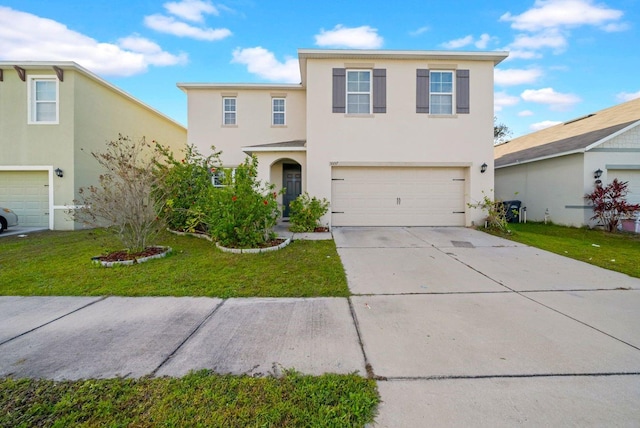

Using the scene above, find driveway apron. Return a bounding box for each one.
[333,226,640,426]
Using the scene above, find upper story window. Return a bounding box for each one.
[272,98,285,125]
[429,71,453,115]
[416,69,469,115]
[223,97,236,125]
[346,70,371,114]
[28,77,58,124]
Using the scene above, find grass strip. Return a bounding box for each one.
[0,370,379,427]
[0,230,349,298]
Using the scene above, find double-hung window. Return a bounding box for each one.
[429,71,454,115]
[223,97,236,125]
[29,77,58,124]
[346,70,371,114]
[272,98,285,125]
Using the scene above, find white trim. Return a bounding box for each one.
[222,96,237,125]
[330,161,472,167]
[242,146,306,153]
[178,83,303,91]
[27,75,59,125]
[272,97,286,126]
[346,69,372,115]
[0,165,54,230]
[495,149,584,169]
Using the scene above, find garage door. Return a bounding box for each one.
[331,167,466,226]
[611,170,640,205]
[0,171,50,227]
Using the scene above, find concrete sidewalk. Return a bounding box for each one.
[1,226,639,426]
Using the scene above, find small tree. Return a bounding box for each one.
[494,117,512,145]
[207,155,281,248]
[467,191,510,232]
[585,179,640,232]
[73,135,165,253]
[289,193,330,232]
[154,144,221,234]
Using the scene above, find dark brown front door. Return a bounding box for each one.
[282,164,302,217]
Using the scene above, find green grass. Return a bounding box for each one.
[489,222,640,278]
[0,370,380,427]
[0,230,349,297]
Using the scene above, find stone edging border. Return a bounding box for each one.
[91,246,172,268]
[216,237,291,254]
[167,229,214,242]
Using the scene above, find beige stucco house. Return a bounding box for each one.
[0,61,187,231]
[179,49,508,228]
[494,97,640,227]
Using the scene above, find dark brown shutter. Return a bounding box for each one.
[416,69,429,113]
[372,68,386,113]
[332,68,346,113]
[456,69,470,114]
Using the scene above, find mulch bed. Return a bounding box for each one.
[92,247,168,262]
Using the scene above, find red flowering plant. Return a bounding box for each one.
[153,144,222,234]
[207,155,282,248]
[585,178,640,232]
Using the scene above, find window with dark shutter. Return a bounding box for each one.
[332,68,346,113]
[372,68,386,113]
[456,69,470,114]
[416,69,429,114]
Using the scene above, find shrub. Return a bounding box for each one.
[467,191,510,232]
[72,135,165,253]
[289,193,330,232]
[154,144,221,234]
[585,178,640,232]
[207,156,281,248]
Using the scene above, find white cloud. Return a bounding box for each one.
[410,26,430,36]
[231,47,300,83]
[504,49,543,60]
[441,35,474,49]
[530,120,562,131]
[441,34,495,49]
[500,0,624,32]
[616,91,640,102]
[521,87,581,110]
[144,14,231,41]
[164,0,218,22]
[518,110,535,116]
[494,91,520,111]
[495,68,543,86]
[510,30,567,52]
[118,35,188,66]
[0,6,185,77]
[315,25,383,49]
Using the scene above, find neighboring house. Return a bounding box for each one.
[494,97,640,227]
[0,62,187,231]
[179,49,508,228]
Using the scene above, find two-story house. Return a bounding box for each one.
[0,62,187,230]
[179,49,508,228]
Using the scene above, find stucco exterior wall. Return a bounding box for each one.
[185,87,306,167]
[304,58,496,226]
[495,153,585,226]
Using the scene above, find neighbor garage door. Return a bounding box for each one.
[611,169,640,205]
[331,166,466,226]
[0,171,50,227]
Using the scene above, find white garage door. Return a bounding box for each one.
[331,167,466,226]
[0,171,50,227]
[611,169,640,205]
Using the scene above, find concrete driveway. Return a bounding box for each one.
[334,227,640,426]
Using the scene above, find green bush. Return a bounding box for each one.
[208,156,281,248]
[154,144,221,234]
[467,191,510,232]
[289,193,330,233]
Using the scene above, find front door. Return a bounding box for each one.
[282,164,302,217]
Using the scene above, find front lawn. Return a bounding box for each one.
[0,370,379,427]
[0,230,349,297]
[489,222,640,278]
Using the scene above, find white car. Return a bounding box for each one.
[0,207,19,233]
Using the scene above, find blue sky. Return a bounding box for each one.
[1,0,638,138]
